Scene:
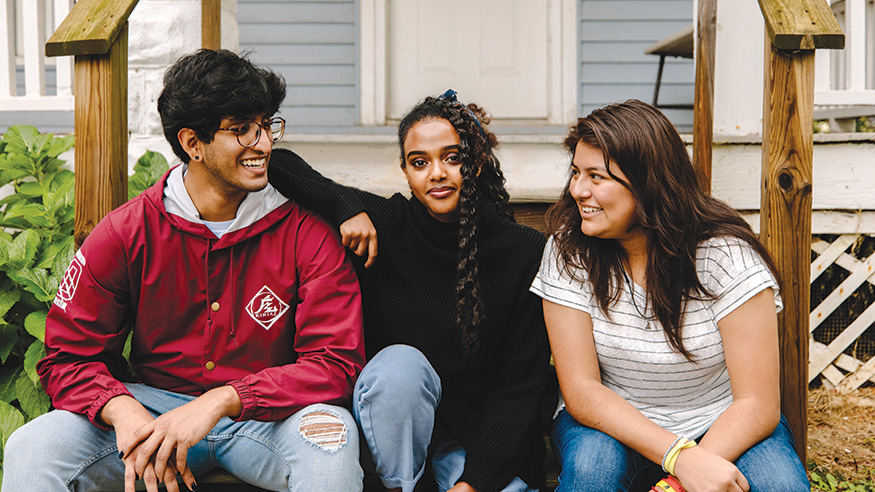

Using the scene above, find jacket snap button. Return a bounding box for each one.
[205,361,216,371]
[211,302,220,312]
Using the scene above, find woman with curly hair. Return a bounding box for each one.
[530,99,809,492]
[268,91,550,492]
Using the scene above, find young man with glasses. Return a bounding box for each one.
[2,49,365,492]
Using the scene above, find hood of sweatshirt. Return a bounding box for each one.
[143,164,293,248]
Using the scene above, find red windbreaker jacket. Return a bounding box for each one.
[37,166,364,429]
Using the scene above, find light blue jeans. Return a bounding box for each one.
[352,344,537,492]
[551,409,810,492]
[2,384,362,492]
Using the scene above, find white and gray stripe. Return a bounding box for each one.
[531,236,781,438]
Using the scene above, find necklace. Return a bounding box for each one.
[621,268,657,330]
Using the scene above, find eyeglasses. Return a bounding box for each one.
[216,117,285,148]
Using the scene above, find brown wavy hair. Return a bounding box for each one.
[398,92,513,353]
[546,99,780,360]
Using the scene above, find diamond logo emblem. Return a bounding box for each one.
[246,285,289,331]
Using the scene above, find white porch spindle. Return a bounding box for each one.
[53,0,72,97]
[844,0,866,91]
[0,0,74,111]
[815,50,832,91]
[0,0,14,98]
[867,0,874,90]
[22,0,46,97]
[814,0,875,109]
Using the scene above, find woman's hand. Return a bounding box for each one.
[673,445,750,492]
[447,481,478,492]
[340,212,378,268]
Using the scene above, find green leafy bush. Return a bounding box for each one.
[0,125,168,479]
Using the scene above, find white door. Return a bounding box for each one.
[387,0,550,121]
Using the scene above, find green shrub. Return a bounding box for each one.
[0,125,168,479]
[810,465,875,491]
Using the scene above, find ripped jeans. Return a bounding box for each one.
[1,383,362,492]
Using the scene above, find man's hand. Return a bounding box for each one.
[111,387,242,492]
[100,395,196,492]
[340,212,378,268]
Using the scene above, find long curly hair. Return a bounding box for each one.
[398,91,513,353]
[546,99,781,360]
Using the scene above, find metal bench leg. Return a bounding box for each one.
[653,55,666,107]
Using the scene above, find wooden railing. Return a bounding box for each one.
[756,0,843,463]
[46,0,139,246]
[0,0,73,111]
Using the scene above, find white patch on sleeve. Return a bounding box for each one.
[54,250,86,311]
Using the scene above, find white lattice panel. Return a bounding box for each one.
[810,235,875,392]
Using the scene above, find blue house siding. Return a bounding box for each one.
[238,0,358,132]
[579,0,694,132]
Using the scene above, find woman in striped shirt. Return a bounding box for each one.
[530,100,809,492]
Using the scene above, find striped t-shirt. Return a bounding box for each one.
[530,235,781,439]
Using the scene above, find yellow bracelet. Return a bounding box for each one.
[661,437,686,473]
[664,438,696,476]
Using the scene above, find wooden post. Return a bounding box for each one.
[756,0,843,462]
[202,0,221,50]
[760,40,814,461]
[693,0,716,193]
[72,25,129,246]
[47,0,139,245]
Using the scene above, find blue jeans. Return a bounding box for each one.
[551,410,809,492]
[2,384,362,492]
[353,345,537,492]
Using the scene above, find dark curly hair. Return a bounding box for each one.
[547,99,781,360]
[398,91,513,353]
[157,49,286,163]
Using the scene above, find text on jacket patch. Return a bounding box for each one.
[246,285,290,330]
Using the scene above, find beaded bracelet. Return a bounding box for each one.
[661,436,684,473]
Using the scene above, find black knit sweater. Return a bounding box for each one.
[268,149,550,492]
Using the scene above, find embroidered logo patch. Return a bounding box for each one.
[246,285,289,330]
[54,250,86,311]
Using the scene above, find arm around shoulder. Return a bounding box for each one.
[268,148,366,225]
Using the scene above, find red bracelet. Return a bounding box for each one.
[651,476,687,492]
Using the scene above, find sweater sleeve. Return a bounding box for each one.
[459,243,552,492]
[37,217,136,430]
[268,148,366,226]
